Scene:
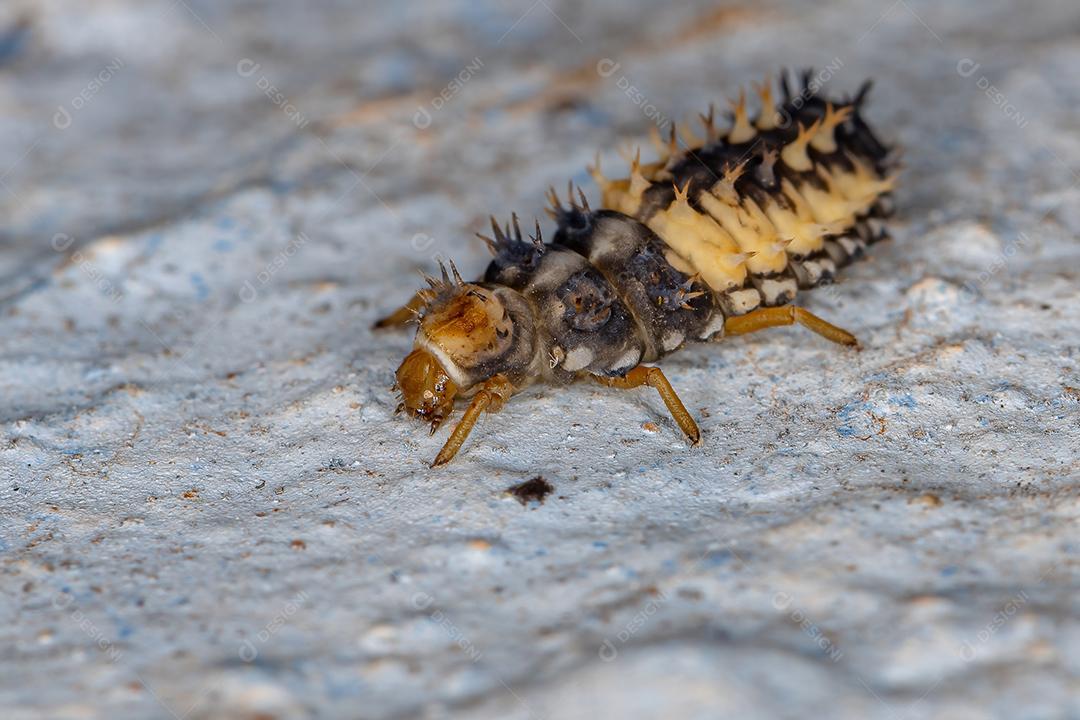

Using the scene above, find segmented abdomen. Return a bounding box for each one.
[481,71,896,381]
[598,72,895,307]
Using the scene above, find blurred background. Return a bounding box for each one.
[2,1,1078,719]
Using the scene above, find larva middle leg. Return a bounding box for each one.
[592,365,701,445]
[431,374,515,467]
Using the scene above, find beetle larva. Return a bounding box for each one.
[377,71,898,466]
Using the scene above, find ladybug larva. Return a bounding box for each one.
[377,71,898,466]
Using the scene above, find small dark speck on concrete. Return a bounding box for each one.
[507,476,554,506]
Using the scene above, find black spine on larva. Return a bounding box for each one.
[625,70,896,303]
[482,214,546,288]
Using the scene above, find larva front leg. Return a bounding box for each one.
[592,366,701,446]
[431,374,514,467]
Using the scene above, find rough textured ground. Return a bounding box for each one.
[1,1,1078,719]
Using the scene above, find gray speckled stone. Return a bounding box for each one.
[1,1,1078,719]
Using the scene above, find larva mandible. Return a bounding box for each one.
[376,70,898,466]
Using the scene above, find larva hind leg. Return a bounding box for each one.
[373,291,428,329]
[431,374,514,467]
[724,305,859,348]
[592,366,701,446]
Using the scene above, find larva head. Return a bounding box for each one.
[395,347,458,432]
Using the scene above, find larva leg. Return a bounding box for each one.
[373,291,428,329]
[593,366,701,446]
[431,374,514,467]
[724,305,859,347]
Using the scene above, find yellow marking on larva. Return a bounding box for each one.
[814,165,878,219]
[647,126,680,178]
[590,151,649,216]
[619,144,668,182]
[697,192,789,276]
[760,178,843,256]
[780,119,822,172]
[809,103,853,154]
[629,150,652,194]
[646,182,749,292]
[727,87,756,144]
[587,154,618,208]
[753,78,779,130]
[663,248,696,276]
[793,176,861,228]
[697,162,788,273]
[707,161,748,206]
[823,154,897,211]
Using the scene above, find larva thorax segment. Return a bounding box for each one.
[484,211,645,380]
[549,195,719,359]
[395,263,539,426]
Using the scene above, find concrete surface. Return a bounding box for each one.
[1,1,1078,718]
